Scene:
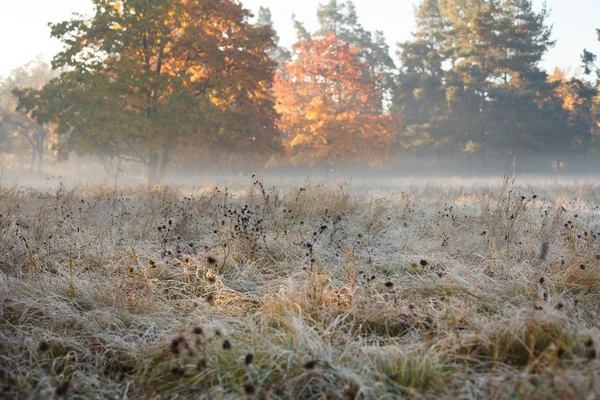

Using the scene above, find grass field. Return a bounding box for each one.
[0,176,599,399]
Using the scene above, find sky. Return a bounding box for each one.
[0,0,598,78]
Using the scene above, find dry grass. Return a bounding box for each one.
[0,176,599,399]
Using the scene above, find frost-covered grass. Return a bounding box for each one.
[0,177,599,399]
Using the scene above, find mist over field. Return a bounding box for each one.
[1,0,600,399]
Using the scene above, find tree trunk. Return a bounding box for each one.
[436,150,443,176]
[512,152,517,180]
[30,149,36,171]
[479,148,487,175]
[37,139,44,174]
[147,151,160,185]
[101,158,113,179]
[585,151,590,179]
[467,152,474,177]
[158,145,170,181]
[37,149,43,174]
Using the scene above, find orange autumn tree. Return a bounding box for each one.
[274,33,401,166]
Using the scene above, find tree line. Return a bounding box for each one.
[0,0,599,182]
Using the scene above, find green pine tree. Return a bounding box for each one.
[257,7,291,67]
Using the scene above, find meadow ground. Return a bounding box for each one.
[0,176,599,399]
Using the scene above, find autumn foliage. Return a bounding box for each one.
[15,0,281,183]
[274,33,401,166]
[8,0,600,178]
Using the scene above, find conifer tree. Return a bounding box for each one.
[315,1,396,113]
[582,28,600,83]
[395,0,458,163]
[257,7,291,67]
[396,0,557,172]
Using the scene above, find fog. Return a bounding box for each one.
[1,154,599,193]
[1,0,599,190]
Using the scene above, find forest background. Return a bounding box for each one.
[1,0,600,183]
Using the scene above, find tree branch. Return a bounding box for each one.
[123,139,148,164]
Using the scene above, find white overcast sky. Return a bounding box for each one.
[0,0,598,78]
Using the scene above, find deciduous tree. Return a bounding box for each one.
[16,0,280,183]
[274,33,400,166]
[1,58,57,173]
[316,1,396,113]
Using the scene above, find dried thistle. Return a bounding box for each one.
[205,293,215,303]
[557,344,566,358]
[539,242,549,260]
[55,381,70,397]
[38,341,50,352]
[585,338,596,360]
[170,336,186,356]
[243,381,256,395]
[193,327,204,335]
